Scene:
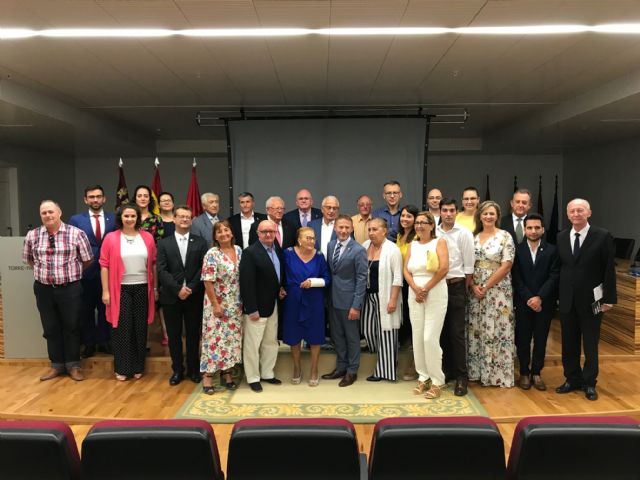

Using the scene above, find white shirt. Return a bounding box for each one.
[299,209,311,226]
[206,213,219,225]
[120,234,148,284]
[174,231,190,266]
[332,237,351,264]
[240,211,255,249]
[88,209,105,238]
[437,223,475,279]
[320,220,335,259]
[527,239,541,263]
[570,223,590,253]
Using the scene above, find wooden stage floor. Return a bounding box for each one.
[1,320,638,471]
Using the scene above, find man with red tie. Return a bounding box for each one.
[69,185,116,358]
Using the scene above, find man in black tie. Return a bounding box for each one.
[500,189,532,245]
[157,205,209,385]
[555,199,616,401]
[512,213,560,391]
[240,220,286,392]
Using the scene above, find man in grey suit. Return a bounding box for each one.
[321,215,367,387]
[190,192,221,246]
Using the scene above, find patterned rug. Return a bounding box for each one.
[175,379,487,424]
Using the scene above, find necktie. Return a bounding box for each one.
[267,247,281,282]
[179,236,188,266]
[515,218,524,243]
[333,242,342,269]
[93,214,102,242]
[573,232,581,258]
[275,224,282,246]
[302,213,308,227]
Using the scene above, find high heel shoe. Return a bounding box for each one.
[291,369,302,385]
[308,377,319,387]
[202,374,215,395]
[220,370,238,390]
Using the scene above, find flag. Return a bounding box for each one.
[116,158,129,208]
[150,157,162,215]
[547,175,559,245]
[484,174,491,200]
[186,158,203,218]
[537,175,544,215]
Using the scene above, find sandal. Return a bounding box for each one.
[133,373,143,380]
[413,378,432,395]
[115,373,126,381]
[308,377,319,387]
[424,384,442,399]
[221,370,238,390]
[291,368,302,385]
[203,374,215,395]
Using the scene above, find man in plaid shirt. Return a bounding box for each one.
[23,200,93,381]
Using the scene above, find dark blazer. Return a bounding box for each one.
[283,207,323,230]
[308,218,337,252]
[156,233,209,305]
[512,239,560,316]
[500,214,526,245]
[327,238,368,311]
[68,211,116,279]
[248,218,296,250]
[228,211,268,249]
[239,241,284,317]
[557,226,617,316]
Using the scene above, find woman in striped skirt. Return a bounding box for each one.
[361,218,404,381]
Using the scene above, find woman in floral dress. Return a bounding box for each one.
[466,201,516,388]
[200,220,243,394]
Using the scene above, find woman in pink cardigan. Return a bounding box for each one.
[100,204,157,381]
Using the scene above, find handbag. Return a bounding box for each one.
[426,249,439,273]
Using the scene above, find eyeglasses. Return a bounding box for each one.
[323,206,339,210]
[303,236,316,241]
[414,221,433,226]
[267,206,285,211]
[258,230,276,235]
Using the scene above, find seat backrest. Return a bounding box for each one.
[369,416,505,480]
[0,419,80,480]
[507,415,640,480]
[228,418,362,480]
[613,237,635,260]
[81,419,224,480]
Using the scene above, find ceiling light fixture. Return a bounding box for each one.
[3,24,640,39]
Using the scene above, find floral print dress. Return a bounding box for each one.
[466,229,516,387]
[200,246,243,373]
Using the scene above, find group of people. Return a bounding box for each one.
[23,180,616,402]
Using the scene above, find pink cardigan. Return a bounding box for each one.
[99,230,156,328]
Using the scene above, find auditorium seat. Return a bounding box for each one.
[81,419,224,480]
[0,419,81,480]
[368,416,505,480]
[227,418,367,480]
[613,237,635,260]
[507,415,640,479]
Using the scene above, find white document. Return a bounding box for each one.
[593,283,604,302]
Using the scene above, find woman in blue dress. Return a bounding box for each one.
[282,226,330,387]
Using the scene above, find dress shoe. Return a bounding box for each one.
[555,381,582,394]
[532,375,546,391]
[249,382,263,393]
[454,377,468,396]
[68,367,85,381]
[518,375,532,390]
[261,377,282,385]
[339,373,357,387]
[584,386,598,401]
[81,345,96,358]
[322,369,346,380]
[169,373,183,386]
[97,343,114,355]
[188,372,202,384]
[366,375,383,382]
[40,367,64,381]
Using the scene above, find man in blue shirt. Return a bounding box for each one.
[372,181,403,241]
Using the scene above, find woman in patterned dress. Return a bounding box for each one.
[200,220,243,394]
[133,185,165,242]
[466,200,516,388]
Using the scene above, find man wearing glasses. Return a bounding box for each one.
[249,196,295,249]
[240,220,286,392]
[373,181,403,241]
[69,185,116,358]
[23,200,93,382]
[308,195,339,259]
[427,188,443,225]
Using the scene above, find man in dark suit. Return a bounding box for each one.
[248,196,296,250]
[512,213,560,391]
[500,189,532,245]
[555,198,616,401]
[228,192,267,249]
[68,185,116,358]
[321,215,367,387]
[157,205,209,385]
[283,188,322,230]
[308,195,339,258]
[240,219,286,393]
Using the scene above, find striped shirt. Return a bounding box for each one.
[22,223,93,285]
